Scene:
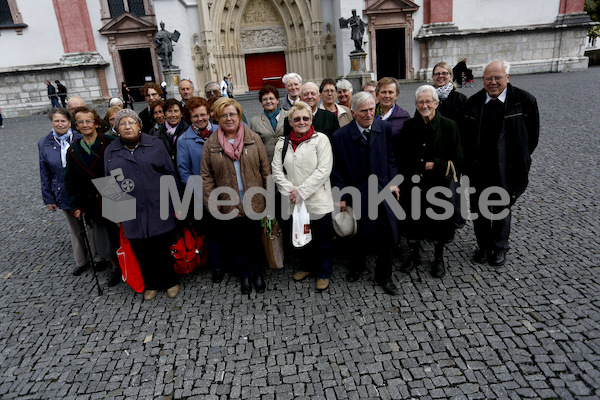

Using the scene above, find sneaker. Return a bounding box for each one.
[167,284,180,298]
[144,290,158,301]
[107,267,122,287]
[293,271,311,281]
[316,278,329,291]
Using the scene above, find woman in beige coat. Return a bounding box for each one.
[249,85,289,162]
[271,101,334,291]
[201,97,271,294]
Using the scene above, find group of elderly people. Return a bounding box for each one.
[39,60,539,299]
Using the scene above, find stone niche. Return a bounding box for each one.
[239,0,286,54]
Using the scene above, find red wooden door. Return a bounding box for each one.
[245,52,286,91]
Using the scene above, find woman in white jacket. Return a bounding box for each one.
[272,101,334,291]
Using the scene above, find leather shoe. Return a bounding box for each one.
[316,278,329,291]
[253,275,266,293]
[107,267,122,287]
[212,269,225,283]
[144,290,158,301]
[240,277,251,294]
[93,260,109,271]
[72,263,90,276]
[473,249,490,264]
[346,268,363,282]
[430,259,446,278]
[490,251,507,267]
[293,270,311,281]
[379,280,398,295]
[399,258,419,273]
[167,284,180,298]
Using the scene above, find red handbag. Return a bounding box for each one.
[117,227,145,293]
[171,226,208,274]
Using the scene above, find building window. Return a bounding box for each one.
[0,0,27,34]
[108,0,146,18]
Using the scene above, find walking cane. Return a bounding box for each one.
[78,217,103,296]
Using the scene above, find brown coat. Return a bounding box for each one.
[200,125,271,218]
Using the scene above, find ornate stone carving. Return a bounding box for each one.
[242,0,280,26]
[240,26,287,50]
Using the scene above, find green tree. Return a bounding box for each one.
[585,0,600,39]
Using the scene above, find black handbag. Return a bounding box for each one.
[445,160,465,229]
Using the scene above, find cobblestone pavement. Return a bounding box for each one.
[1,68,599,400]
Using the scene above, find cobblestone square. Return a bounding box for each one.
[0,68,599,399]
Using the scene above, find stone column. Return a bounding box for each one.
[345,52,371,93]
[162,68,181,101]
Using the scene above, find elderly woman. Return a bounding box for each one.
[104,106,121,137]
[375,77,410,141]
[250,85,290,162]
[319,78,352,128]
[432,62,467,125]
[272,101,334,291]
[200,97,271,294]
[148,100,165,137]
[104,109,180,301]
[394,85,463,278]
[64,106,121,286]
[336,78,353,109]
[156,98,189,164]
[39,108,105,277]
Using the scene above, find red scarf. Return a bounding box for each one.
[192,124,212,139]
[289,125,314,151]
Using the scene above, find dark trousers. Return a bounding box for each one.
[191,212,222,272]
[471,189,512,252]
[348,212,394,284]
[297,213,333,279]
[129,231,178,290]
[223,217,264,278]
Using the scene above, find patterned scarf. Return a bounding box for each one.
[436,82,454,101]
[192,122,213,139]
[52,129,73,167]
[218,124,245,161]
[264,107,280,132]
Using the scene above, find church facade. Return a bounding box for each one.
[0,0,593,116]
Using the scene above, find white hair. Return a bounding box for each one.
[350,91,374,112]
[484,60,511,75]
[415,85,439,103]
[336,78,353,93]
[300,81,319,95]
[282,73,303,85]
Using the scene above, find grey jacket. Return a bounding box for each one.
[250,108,289,162]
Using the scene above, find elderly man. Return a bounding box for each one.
[279,73,302,110]
[284,82,339,138]
[463,60,539,267]
[331,92,400,295]
[204,81,221,99]
[336,79,353,109]
[67,96,86,116]
[178,79,194,105]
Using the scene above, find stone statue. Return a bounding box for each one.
[339,9,367,53]
[154,21,180,69]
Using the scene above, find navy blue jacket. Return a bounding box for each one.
[331,118,399,243]
[38,130,82,209]
[104,134,177,239]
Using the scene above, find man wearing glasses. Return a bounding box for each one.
[463,60,540,267]
[138,82,163,134]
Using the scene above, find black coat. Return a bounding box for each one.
[463,83,539,202]
[283,109,340,139]
[437,89,467,127]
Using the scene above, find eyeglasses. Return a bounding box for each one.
[261,97,277,102]
[484,75,507,82]
[206,89,220,96]
[118,121,138,127]
[433,72,449,77]
[292,116,311,122]
[191,113,209,119]
[76,120,95,125]
[416,100,436,106]
[219,112,238,120]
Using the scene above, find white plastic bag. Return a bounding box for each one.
[292,201,312,247]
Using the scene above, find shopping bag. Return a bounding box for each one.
[261,217,284,269]
[117,227,144,293]
[171,226,208,274]
[445,160,465,229]
[292,201,312,247]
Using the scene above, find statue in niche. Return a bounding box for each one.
[339,9,366,53]
[154,22,180,69]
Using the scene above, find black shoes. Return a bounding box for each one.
[212,269,225,283]
[107,267,122,287]
[72,263,90,276]
[378,280,398,295]
[240,277,251,294]
[490,251,507,267]
[399,258,420,273]
[93,260,110,271]
[430,259,446,278]
[473,249,490,264]
[346,268,363,282]
[253,275,266,293]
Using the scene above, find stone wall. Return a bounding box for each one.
[415,19,591,80]
[0,66,107,118]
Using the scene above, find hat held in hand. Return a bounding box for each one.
[333,206,357,238]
